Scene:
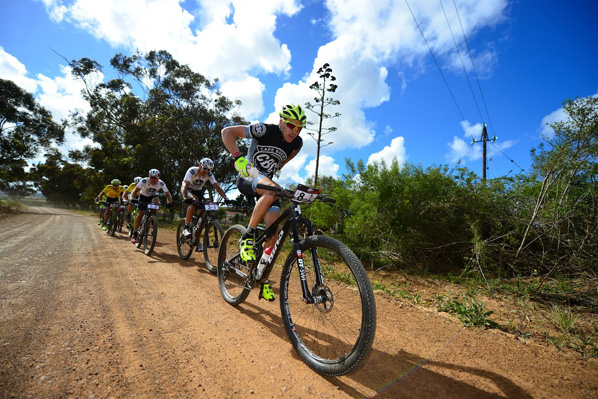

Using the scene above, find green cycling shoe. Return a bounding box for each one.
[259,280,275,302]
[239,237,255,262]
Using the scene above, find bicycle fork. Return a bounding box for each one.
[288,204,327,305]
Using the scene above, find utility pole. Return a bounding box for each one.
[471,123,497,180]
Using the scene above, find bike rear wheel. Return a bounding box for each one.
[176,220,194,260]
[203,219,224,274]
[143,214,158,255]
[217,224,251,305]
[280,235,376,376]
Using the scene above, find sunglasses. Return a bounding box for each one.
[284,119,304,132]
[149,176,159,179]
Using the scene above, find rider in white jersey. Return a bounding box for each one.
[181,158,229,247]
[129,168,173,243]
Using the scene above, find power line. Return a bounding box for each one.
[404,0,468,126]
[439,0,485,124]
[451,0,496,136]
[489,141,526,173]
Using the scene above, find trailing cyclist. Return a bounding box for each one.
[221,104,306,301]
[95,179,125,231]
[96,193,107,226]
[129,169,173,244]
[180,158,230,251]
[123,176,142,223]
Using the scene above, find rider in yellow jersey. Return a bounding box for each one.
[122,176,142,223]
[97,193,107,225]
[95,179,126,231]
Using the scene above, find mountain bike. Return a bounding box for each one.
[126,203,138,237]
[217,183,377,376]
[117,203,126,232]
[176,198,225,274]
[131,199,162,255]
[105,201,121,237]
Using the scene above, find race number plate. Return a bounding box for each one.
[292,184,321,204]
[147,204,160,210]
[204,203,219,211]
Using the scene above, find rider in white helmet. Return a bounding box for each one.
[129,169,173,244]
[180,158,230,250]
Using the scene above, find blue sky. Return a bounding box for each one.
[1,0,597,186]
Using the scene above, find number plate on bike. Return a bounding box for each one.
[110,203,119,208]
[147,204,160,210]
[292,184,322,204]
[204,203,219,211]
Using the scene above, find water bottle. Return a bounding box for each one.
[246,163,260,179]
[255,246,273,280]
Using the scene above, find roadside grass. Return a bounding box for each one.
[0,199,26,214]
[369,267,598,358]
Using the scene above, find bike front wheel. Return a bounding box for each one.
[280,235,377,376]
[108,210,117,237]
[176,220,194,260]
[217,224,251,306]
[203,219,224,274]
[143,214,158,255]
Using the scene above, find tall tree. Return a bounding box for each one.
[0,79,64,197]
[67,50,245,200]
[519,96,598,276]
[30,148,89,207]
[304,63,341,187]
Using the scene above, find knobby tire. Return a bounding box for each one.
[217,224,251,305]
[176,220,194,260]
[203,219,223,275]
[144,214,158,255]
[280,235,376,376]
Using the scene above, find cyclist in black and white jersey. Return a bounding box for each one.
[221,104,306,301]
[129,168,173,243]
[181,158,230,245]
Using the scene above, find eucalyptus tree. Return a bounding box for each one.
[0,78,64,198]
[67,50,244,199]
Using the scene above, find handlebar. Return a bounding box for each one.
[255,184,336,204]
[130,198,172,208]
[183,197,230,208]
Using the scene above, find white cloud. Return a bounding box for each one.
[1,46,97,160]
[0,47,38,92]
[305,155,340,180]
[367,137,407,167]
[35,65,92,122]
[219,76,265,120]
[539,107,566,140]
[33,0,509,180]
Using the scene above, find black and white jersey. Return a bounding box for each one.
[182,167,217,191]
[244,123,302,178]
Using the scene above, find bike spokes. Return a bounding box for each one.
[280,236,376,376]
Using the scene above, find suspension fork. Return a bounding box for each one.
[289,204,325,304]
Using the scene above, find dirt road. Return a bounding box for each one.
[1,207,596,398]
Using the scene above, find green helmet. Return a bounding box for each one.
[111,179,121,185]
[279,104,306,126]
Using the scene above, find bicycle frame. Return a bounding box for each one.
[245,185,326,304]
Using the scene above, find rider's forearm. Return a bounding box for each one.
[221,127,242,158]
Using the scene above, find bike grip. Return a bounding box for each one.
[183,197,194,204]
